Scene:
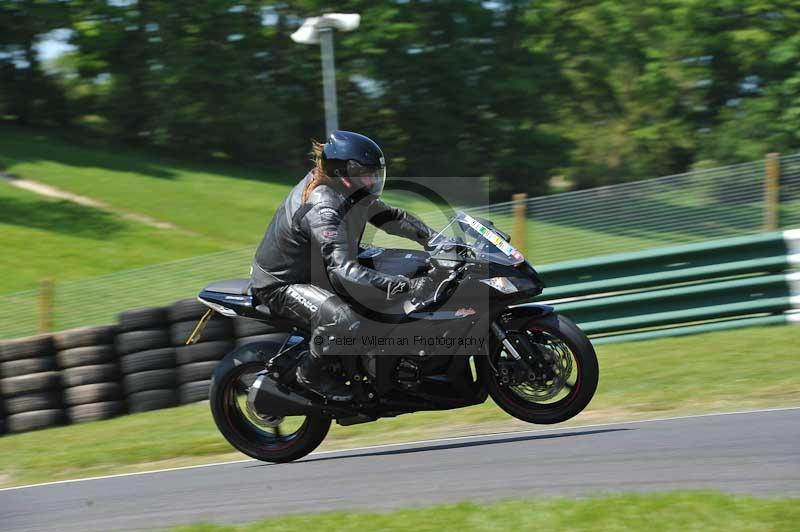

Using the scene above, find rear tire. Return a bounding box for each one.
[209,342,330,463]
[482,313,598,425]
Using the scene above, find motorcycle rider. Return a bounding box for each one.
[250,130,435,401]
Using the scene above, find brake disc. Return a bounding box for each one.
[508,334,572,401]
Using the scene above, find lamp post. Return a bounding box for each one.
[291,13,361,136]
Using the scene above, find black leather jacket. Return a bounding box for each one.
[251,172,434,298]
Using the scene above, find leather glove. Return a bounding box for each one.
[408,277,435,303]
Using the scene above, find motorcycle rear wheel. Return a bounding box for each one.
[209,345,331,463]
[482,313,598,425]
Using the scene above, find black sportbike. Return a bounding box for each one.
[193,212,598,462]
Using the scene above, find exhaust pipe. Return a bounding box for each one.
[247,374,355,418]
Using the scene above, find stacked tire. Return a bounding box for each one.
[234,318,281,348]
[54,325,123,424]
[116,307,177,413]
[170,299,234,404]
[0,335,63,433]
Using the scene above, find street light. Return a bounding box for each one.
[291,13,361,136]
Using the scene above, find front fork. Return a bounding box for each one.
[489,320,542,386]
[491,321,524,361]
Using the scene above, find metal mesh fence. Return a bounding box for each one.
[781,153,800,227]
[2,153,798,339]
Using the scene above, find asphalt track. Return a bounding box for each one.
[1,407,798,531]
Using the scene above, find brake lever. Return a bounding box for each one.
[407,269,462,315]
[432,269,459,302]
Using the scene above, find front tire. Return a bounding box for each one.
[482,313,598,424]
[209,342,331,463]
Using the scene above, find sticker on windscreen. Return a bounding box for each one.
[462,214,519,258]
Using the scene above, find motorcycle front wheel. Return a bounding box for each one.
[482,313,599,425]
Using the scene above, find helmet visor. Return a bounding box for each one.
[347,160,386,195]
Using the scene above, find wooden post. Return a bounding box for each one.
[764,153,780,231]
[511,192,528,256]
[39,279,53,333]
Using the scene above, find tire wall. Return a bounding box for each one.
[0,335,63,434]
[170,298,233,406]
[0,298,240,435]
[56,325,121,426]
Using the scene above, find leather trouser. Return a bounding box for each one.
[254,284,361,359]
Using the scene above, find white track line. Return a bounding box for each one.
[1,405,798,493]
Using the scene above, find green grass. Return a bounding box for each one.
[0,127,442,335]
[0,182,222,292]
[3,125,797,276]
[1,324,798,488]
[0,124,733,267]
[0,125,612,336]
[0,126,292,245]
[1,124,797,335]
[168,492,800,532]
[0,126,442,249]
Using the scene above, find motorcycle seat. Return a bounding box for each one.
[201,278,280,323]
[203,278,251,296]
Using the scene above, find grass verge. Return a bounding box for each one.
[168,491,800,532]
[6,125,795,336]
[0,125,437,250]
[2,124,759,290]
[0,182,222,292]
[1,324,798,488]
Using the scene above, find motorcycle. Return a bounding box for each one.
[192,211,598,463]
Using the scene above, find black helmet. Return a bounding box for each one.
[322,130,386,196]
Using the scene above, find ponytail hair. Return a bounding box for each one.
[303,140,331,201]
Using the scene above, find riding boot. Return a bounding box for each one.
[296,350,353,402]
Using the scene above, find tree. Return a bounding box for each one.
[296,0,570,201]
[3,0,798,197]
[0,0,71,126]
[685,1,800,164]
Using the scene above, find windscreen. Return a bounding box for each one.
[428,212,524,266]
